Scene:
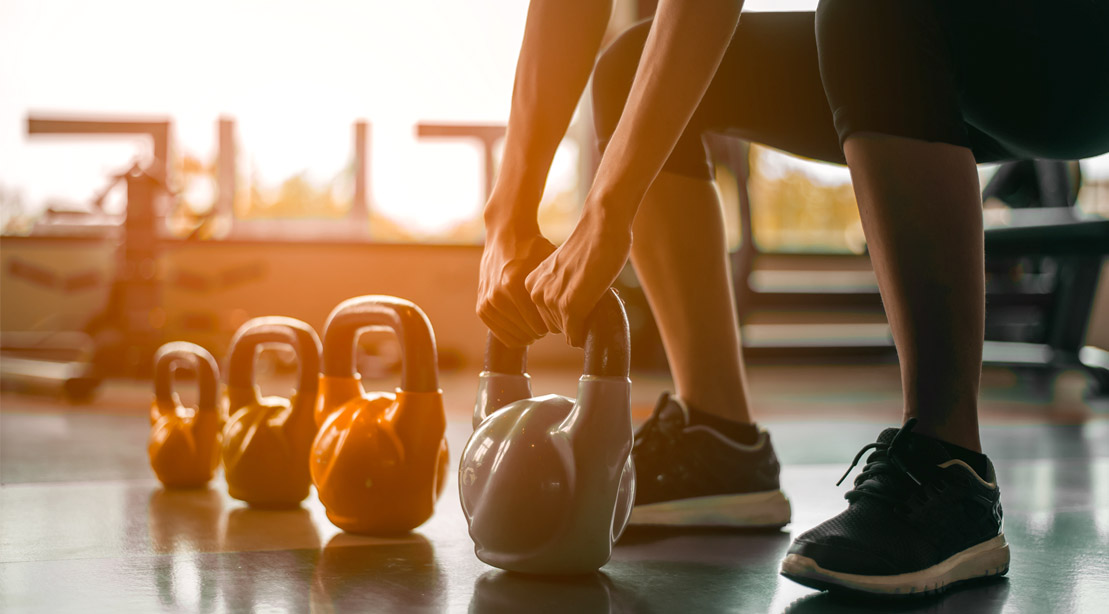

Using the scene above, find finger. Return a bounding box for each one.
[523,267,539,296]
[488,319,529,348]
[531,291,563,335]
[510,288,548,339]
[565,311,588,349]
[480,313,528,348]
[490,327,528,349]
[524,270,560,334]
[477,300,531,348]
[492,291,547,346]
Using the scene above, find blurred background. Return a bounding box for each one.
[1,0,1107,402]
[2,3,1108,612]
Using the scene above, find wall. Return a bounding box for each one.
[0,236,584,369]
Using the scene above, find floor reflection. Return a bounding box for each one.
[607,526,791,613]
[145,490,324,613]
[470,570,615,613]
[147,488,224,613]
[219,507,321,613]
[996,425,1109,614]
[147,487,224,554]
[8,410,1103,613]
[313,533,446,613]
[781,578,1010,613]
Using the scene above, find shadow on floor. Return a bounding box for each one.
[781,577,1010,613]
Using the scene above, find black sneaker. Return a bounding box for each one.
[780,419,1010,597]
[629,392,791,527]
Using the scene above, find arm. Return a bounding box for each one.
[526,0,743,346]
[478,0,614,348]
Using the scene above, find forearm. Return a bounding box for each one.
[586,0,742,227]
[485,0,613,231]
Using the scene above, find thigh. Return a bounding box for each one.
[947,0,1109,161]
[699,11,844,165]
[816,0,972,154]
[593,12,843,176]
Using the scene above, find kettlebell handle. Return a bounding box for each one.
[483,334,527,375]
[321,295,439,393]
[485,288,629,378]
[154,342,219,411]
[227,317,321,409]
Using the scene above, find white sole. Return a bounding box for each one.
[780,533,1010,596]
[629,490,791,528]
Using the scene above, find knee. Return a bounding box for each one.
[591,20,652,148]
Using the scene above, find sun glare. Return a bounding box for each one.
[0,0,533,238]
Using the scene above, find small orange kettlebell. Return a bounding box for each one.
[311,296,449,535]
[148,342,221,488]
[222,316,321,508]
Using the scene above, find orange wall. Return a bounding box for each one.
[0,237,584,369]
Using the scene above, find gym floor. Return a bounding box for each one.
[2,364,1107,613]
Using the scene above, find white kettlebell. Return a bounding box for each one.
[459,289,635,574]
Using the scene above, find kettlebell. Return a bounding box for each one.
[222,316,321,508]
[311,296,449,535]
[459,288,636,574]
[148,342,221,488]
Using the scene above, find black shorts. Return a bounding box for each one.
[592,0,1109,179]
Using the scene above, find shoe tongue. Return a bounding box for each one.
[875,425,953,467]
[657,396,689,426]
[859,426,952,490]
[903,432,955,466]
[876,428,901,445]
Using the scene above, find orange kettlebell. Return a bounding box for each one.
[222,316,321,508]
[148,342,222,488]
[311,296,449,535]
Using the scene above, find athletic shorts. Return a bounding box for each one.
[592,0,1109,179]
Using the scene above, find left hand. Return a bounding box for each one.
[525,205,633,347]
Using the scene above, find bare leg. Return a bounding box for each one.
[844,134,983,452]
[630,171,753,424]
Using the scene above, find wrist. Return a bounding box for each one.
[581,188,638,236]
[483,206,541,241]
[483,183,544,236]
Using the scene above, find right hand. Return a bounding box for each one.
[477,222,556,348]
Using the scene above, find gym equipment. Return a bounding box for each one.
[980,160,1109,396]
[311,296,449,535]
[222,316,321,508]
[459,289,636,574]
[148,342,221,488]
[1,332,100,404]
[25,116,172,379]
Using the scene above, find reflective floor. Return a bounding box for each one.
[2,365,1107,613]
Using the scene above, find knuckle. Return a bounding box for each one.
[557,296,574,316]
[489,290,512,310]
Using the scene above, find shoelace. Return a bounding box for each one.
[835,418,927,508]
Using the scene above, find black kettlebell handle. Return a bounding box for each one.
[484,288,629,378]
[226,317,321,411]
[321,296,439,393]
[154,342,219,411]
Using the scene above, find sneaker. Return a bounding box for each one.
[780,418,1010,597]
[629,392,791,527]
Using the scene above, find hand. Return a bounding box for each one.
[525,205,632,347]
[477,221,556,348]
